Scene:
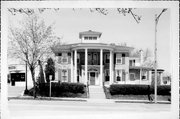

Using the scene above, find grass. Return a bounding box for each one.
[103,86,171,101]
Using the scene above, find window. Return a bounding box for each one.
[89,37,92,40]
[93,37,97,40]
[141,71,147,80]
[105,54,109,63]
[84,37,88,40]
[61,56,68,63]
[77,53,80,64]
[116,54,122,64]
[129,60,135,66]
[88,53,92,65]
[130,73,135,81]
[84,36,97,40]
[116,70,122,81]
[93,53,98,65]
[105,70,109,81]
[61,69,68,82]
[61,53,68,63]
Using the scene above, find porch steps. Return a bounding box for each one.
[89,86,106,99]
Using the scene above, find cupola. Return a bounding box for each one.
[79,30,102,43]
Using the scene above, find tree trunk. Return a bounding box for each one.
[30,68,36,98]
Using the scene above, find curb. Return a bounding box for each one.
[8,96,87,102]
[114,100,171,104]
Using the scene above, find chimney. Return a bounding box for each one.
[139,49,143,65]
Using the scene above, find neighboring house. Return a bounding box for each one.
[51,30,165,86]
[8,61,37,87]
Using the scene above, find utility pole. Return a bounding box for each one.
[24,53,28,94]
[154,9,167,103]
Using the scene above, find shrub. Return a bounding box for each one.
[151,85,171,95]
[38,82,86,97]
[109,84,171,96]
[109,84,149,95]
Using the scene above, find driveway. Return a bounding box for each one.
[8,85,26,97]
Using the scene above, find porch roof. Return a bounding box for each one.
[129,66,153,70]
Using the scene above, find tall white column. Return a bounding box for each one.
[100,49,103,86]
[160,72,163,85]
[109,50,113,84]
[85,48,88,85]
[112,52,114,84]
[140,69,142,84]
[149,70,152,85]
[71,51,74,82]
[74,50,77,82]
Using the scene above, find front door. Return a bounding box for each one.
[90,72,95,85]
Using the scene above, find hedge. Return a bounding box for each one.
[38,82,86,97]
[109,84,171,96]
[151,85,171,95]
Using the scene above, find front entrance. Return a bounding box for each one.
[88,72,99,85]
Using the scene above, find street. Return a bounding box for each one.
[8,99,171,119]
[6,85,173,119]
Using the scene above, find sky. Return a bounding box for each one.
[8,8,171,74]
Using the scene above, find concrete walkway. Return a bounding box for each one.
[89,86,106,99]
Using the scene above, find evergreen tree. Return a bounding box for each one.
[45,58,55,83]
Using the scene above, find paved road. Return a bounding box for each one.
[8,100,171,119]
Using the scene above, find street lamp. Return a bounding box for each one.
[154,9,167,103]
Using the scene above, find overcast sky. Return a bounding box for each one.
[8,8,170,73]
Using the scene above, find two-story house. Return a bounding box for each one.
[51,30,164,86]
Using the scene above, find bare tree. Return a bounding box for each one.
[8,8,141,23]
[8,15,54,98]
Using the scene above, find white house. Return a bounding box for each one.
[51,30,164,86]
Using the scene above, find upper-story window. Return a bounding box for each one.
[77,53,80,64]
[105,54,109,63]
[61,53,68,63]
[116,54,122,64]
[129,60,135,66]
[62,57,68,63]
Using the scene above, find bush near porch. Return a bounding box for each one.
[109,84,171,96]
[27,82,87,98]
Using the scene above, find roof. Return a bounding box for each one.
[79,30,102,38]
[51,43,134,54]
[151,69,164,72]
[129,66,164,72]
[129,66,153,70]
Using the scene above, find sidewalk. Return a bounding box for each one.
[8,95,171,104]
